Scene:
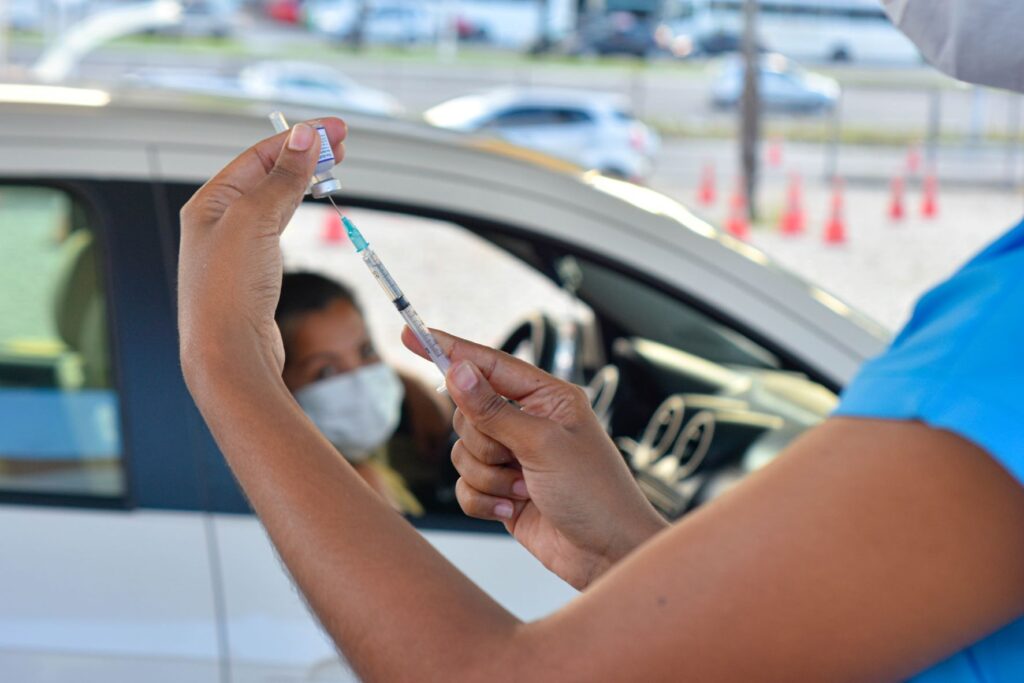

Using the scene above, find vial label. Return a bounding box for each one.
[314,125,334,174]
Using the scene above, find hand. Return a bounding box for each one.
[403,329,667,590]
[178,119,347,384]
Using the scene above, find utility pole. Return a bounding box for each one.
[348,0,371,52]
[740,0,761,221]
[535,0,551,52]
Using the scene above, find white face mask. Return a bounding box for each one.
[294,363,405,463]
[883,0,1024,92]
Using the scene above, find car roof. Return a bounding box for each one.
[453,87,627,113]
[0,83,886,385]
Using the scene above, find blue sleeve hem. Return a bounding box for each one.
[835,375,1024,490]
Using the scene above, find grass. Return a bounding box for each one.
[10,28,956,87]
[649,118,1022,146]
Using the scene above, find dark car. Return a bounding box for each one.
[566,12,668,59]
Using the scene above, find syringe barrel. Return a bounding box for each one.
[399,305,452,377]
[362,249,404,301]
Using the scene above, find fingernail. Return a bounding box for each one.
[512,479,528,498]
[451,361,478,392]
[494,501,514,519]
[288,123,314,151]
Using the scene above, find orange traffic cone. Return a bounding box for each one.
[697,162,716,206]
[906,144,922,176]
[725,181,750,240]
[779,172,805,236]
[767,136,784,168]
[823,178,847,245]
[921,170,939,219]
[322,208,346,245]
[888,176,905,221]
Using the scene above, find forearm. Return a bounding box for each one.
[184,350,523,681]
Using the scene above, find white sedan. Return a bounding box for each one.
[0,83,885,682]
[133,60,404,118]
[425,88,661,182]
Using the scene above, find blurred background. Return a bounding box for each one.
[2,0,1023,329]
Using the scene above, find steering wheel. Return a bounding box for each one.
[498,313,562,375]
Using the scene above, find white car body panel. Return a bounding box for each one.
[0,506,221,682]
[215,517,576,681]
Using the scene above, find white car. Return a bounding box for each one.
[133,60,404,118]
[306,0,436,45]
[425,88,661,182]
[0,83,885,681]
[238,61,404,117]
[710,53,841,113]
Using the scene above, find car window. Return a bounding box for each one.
[0,186,124,498]
[556,108,594,124]
[280,204,586,517]
[488,107,564,128]
[574,257,781,370]
[283,76,343,94]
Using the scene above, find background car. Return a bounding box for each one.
[149,0,238,39]
[424,88,661,182]
[238,60,404,116]
[562,11,669,59]
[710,53,840,113]
[131,60,403,117]
[306,0,437,46]
[0,85,884,681]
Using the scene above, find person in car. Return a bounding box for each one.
[275,271,452,516]
[178,2,1024,676]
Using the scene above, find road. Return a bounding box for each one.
[9,24,1024,143]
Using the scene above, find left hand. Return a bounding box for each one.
[178,119,347,381]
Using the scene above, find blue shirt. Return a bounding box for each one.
[834,218,1024,682]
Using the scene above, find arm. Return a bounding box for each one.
[179,126,1024,682]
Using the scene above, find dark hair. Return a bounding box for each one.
[275,272,361,330]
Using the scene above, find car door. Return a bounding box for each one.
[0,180,223,682]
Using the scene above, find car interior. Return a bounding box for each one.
[480,228,838,519]
[280,199,839,522]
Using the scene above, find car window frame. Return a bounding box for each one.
[0,179,135,510]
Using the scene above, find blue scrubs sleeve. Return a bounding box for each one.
[834,220,1024,487]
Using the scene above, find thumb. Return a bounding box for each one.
[402,327,557,402]
[446,360,546,449]
[249,123,321,228]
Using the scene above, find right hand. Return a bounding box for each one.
[402,329,667,590]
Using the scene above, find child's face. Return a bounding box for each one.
[281,299,381,393]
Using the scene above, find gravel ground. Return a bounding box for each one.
[685,182,1024,332]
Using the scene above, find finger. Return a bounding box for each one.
[452,411,515,465]
[455,477,523,522]
[401,327,556,403]
[446,360,551,450]
[196,118,347,205]
[452,440,527,500]
[240,123,326,228]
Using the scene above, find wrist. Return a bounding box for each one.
[180,329,284,401]
[606,505,669,566]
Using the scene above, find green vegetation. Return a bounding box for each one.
[10,29,954,87]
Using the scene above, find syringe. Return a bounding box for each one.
[334,207,452,382]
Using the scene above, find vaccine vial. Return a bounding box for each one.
[309,124,342,198]
[268,112,341,198]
